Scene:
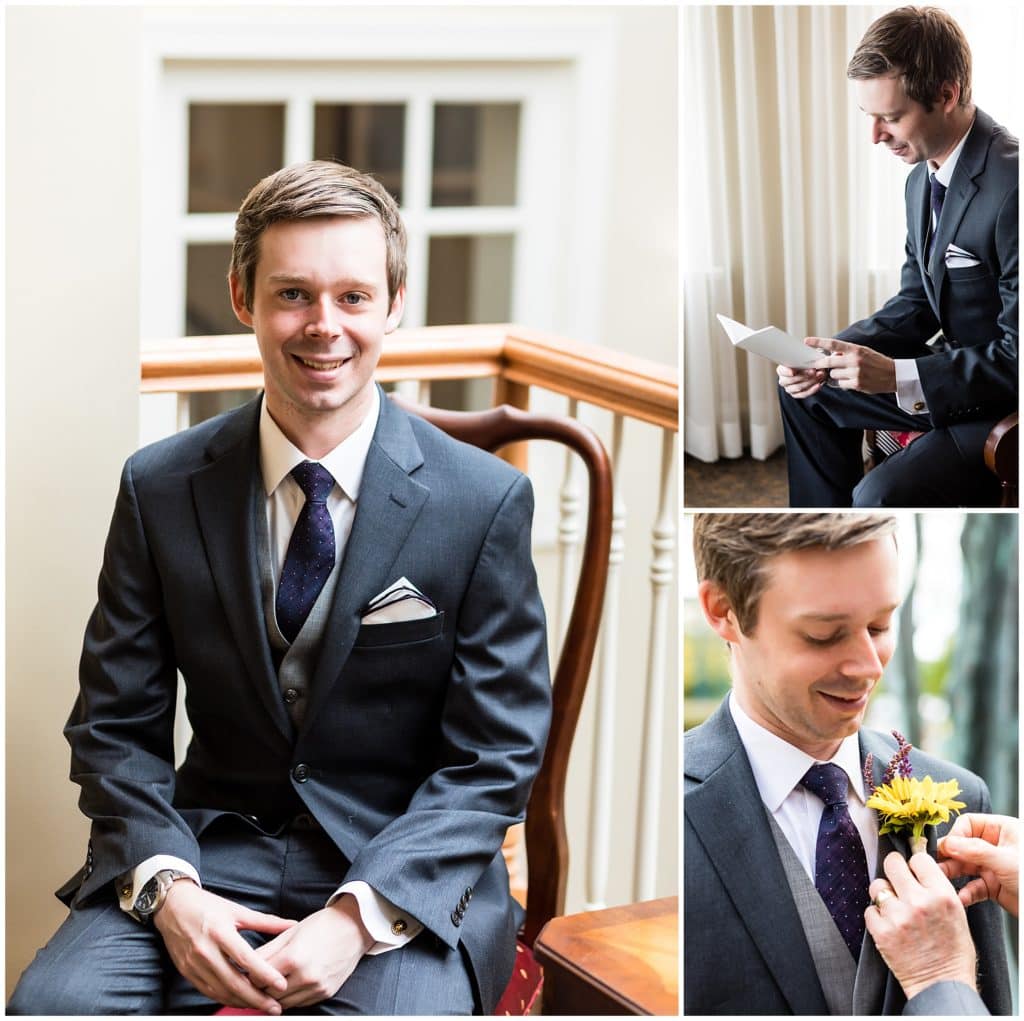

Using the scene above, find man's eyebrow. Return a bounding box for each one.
[796,604,900,622]
[265,273,379,290]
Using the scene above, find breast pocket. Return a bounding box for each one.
[353,611,445,649]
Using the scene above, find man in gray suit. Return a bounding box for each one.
[8,161,551,1014]
[684,513,1011,1015]
[777,6,1018,507]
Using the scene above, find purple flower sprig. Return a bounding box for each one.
[863,729,914,791]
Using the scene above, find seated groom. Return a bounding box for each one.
[8,161,551,1015]
[777,7,1018,507]
[684,513,1010,1015]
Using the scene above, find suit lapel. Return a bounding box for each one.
[302,392,429,735]
[853,730,920,1015]
[191,399,290,742]
[930,111,993,304]
[686,703,828,1014]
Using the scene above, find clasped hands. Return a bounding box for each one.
[776,336,897,397]
[864,813,1019,1001]
[155,883,373,1013]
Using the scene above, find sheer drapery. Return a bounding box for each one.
[683,5,1022,463]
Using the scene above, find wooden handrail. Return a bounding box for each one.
[141,324,678,431]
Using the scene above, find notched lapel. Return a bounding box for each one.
[303,396,429,732]
[191,403,290,741]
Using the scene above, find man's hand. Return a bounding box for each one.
[865,851,977,1002]
[154,881,296,1014]
[776,363,828,399]
[255,894,374,1010]
[806,336,897,394]
[939,813,1020,918]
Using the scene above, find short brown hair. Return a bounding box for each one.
[693,513,898,634]
[230,160,407,312]
[847,6,972,111]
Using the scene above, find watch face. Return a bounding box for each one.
[135,879,160,914]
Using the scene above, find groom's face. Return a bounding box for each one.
[728,538,900,760]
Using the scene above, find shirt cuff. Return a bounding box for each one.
[116,855,201,915]
[330,881,423,955]
[894,359,929,414]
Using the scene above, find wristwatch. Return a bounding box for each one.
[131,869,193,923]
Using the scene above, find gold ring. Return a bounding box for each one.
[872,888,895,908]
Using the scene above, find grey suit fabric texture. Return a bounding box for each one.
[683,699,1012,1016]
[14,388,552,1014]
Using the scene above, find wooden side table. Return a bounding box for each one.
[533,896,678,1015]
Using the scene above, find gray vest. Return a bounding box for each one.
[255,483,342,732]
[766,811,857,1015]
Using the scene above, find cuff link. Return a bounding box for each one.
[391,918,408,936]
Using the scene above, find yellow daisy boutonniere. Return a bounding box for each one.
[863,730,966,854]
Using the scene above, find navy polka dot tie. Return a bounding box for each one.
[800,763,870,960]
[276,461,336,644]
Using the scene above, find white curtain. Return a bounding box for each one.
[683,4,1022,463]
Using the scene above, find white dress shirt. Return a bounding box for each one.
[893,116,976,415]
[729,693,879,882]
[120,387,422,954]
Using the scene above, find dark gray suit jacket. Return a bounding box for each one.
[58,388,552,1012]
[684,699,1011,1015]
[838,107,1018,433]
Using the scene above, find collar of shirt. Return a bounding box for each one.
[258,385,380,502]
[930,114,976,189]
[728,691,866,811]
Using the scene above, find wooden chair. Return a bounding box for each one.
[218,397,613,1016]
[864,411,1019,508]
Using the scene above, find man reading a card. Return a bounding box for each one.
[8,161,551,1015]
[777,6,1018,507]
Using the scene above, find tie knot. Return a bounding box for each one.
[290,461,335,503]
[930,175,947,203]
[800,762,850,807]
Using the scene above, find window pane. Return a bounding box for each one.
[426,235,514,325]
[186,243,242,337]
[314,104,405,204]
[189,104,285,213]
[431,104,519,207]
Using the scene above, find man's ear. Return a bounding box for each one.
[228,272,254,329]
[385,285,406,333]
[937,80,960,114]
[698,579,742,644]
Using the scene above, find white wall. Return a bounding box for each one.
[5,6,145,993]
[5,3,678,996]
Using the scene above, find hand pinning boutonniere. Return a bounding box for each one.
[863,730,966,855]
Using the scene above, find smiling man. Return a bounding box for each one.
[776,6,1018,507]
[684,513,1010,1016]
[8,161,551,1015]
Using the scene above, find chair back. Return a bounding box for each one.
[390,396,613,946]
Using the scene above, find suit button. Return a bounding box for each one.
[84,864,93,877]
[450,911,461,927]
[465,887,473,900]
[283,688,300,705]
[292,763,310,783]
[391,919,408,936]
[913,400,926,412]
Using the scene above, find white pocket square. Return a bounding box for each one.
[361,577,437,625]
[944,243,981,269]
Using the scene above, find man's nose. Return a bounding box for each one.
[305,296,340,338]
[872,119,889,145]
[839,629,885,680]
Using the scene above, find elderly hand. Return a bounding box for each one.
[806,336,897,394]
[939,813,1020,918]
[864,851,977,1002]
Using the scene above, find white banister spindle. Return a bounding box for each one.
[176,393,191,433]
[634,428,677,901]
[555,398,582,645]
[584,413,625,910]
[392,379,422,403]
[416,379,432,405]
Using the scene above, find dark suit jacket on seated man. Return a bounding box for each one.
[684,514,1011,1016]
[7,161,551,1016]
[778,7,1018,508]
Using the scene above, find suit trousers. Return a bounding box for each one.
[7,816,475,1016]
[778,384,1002,507]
